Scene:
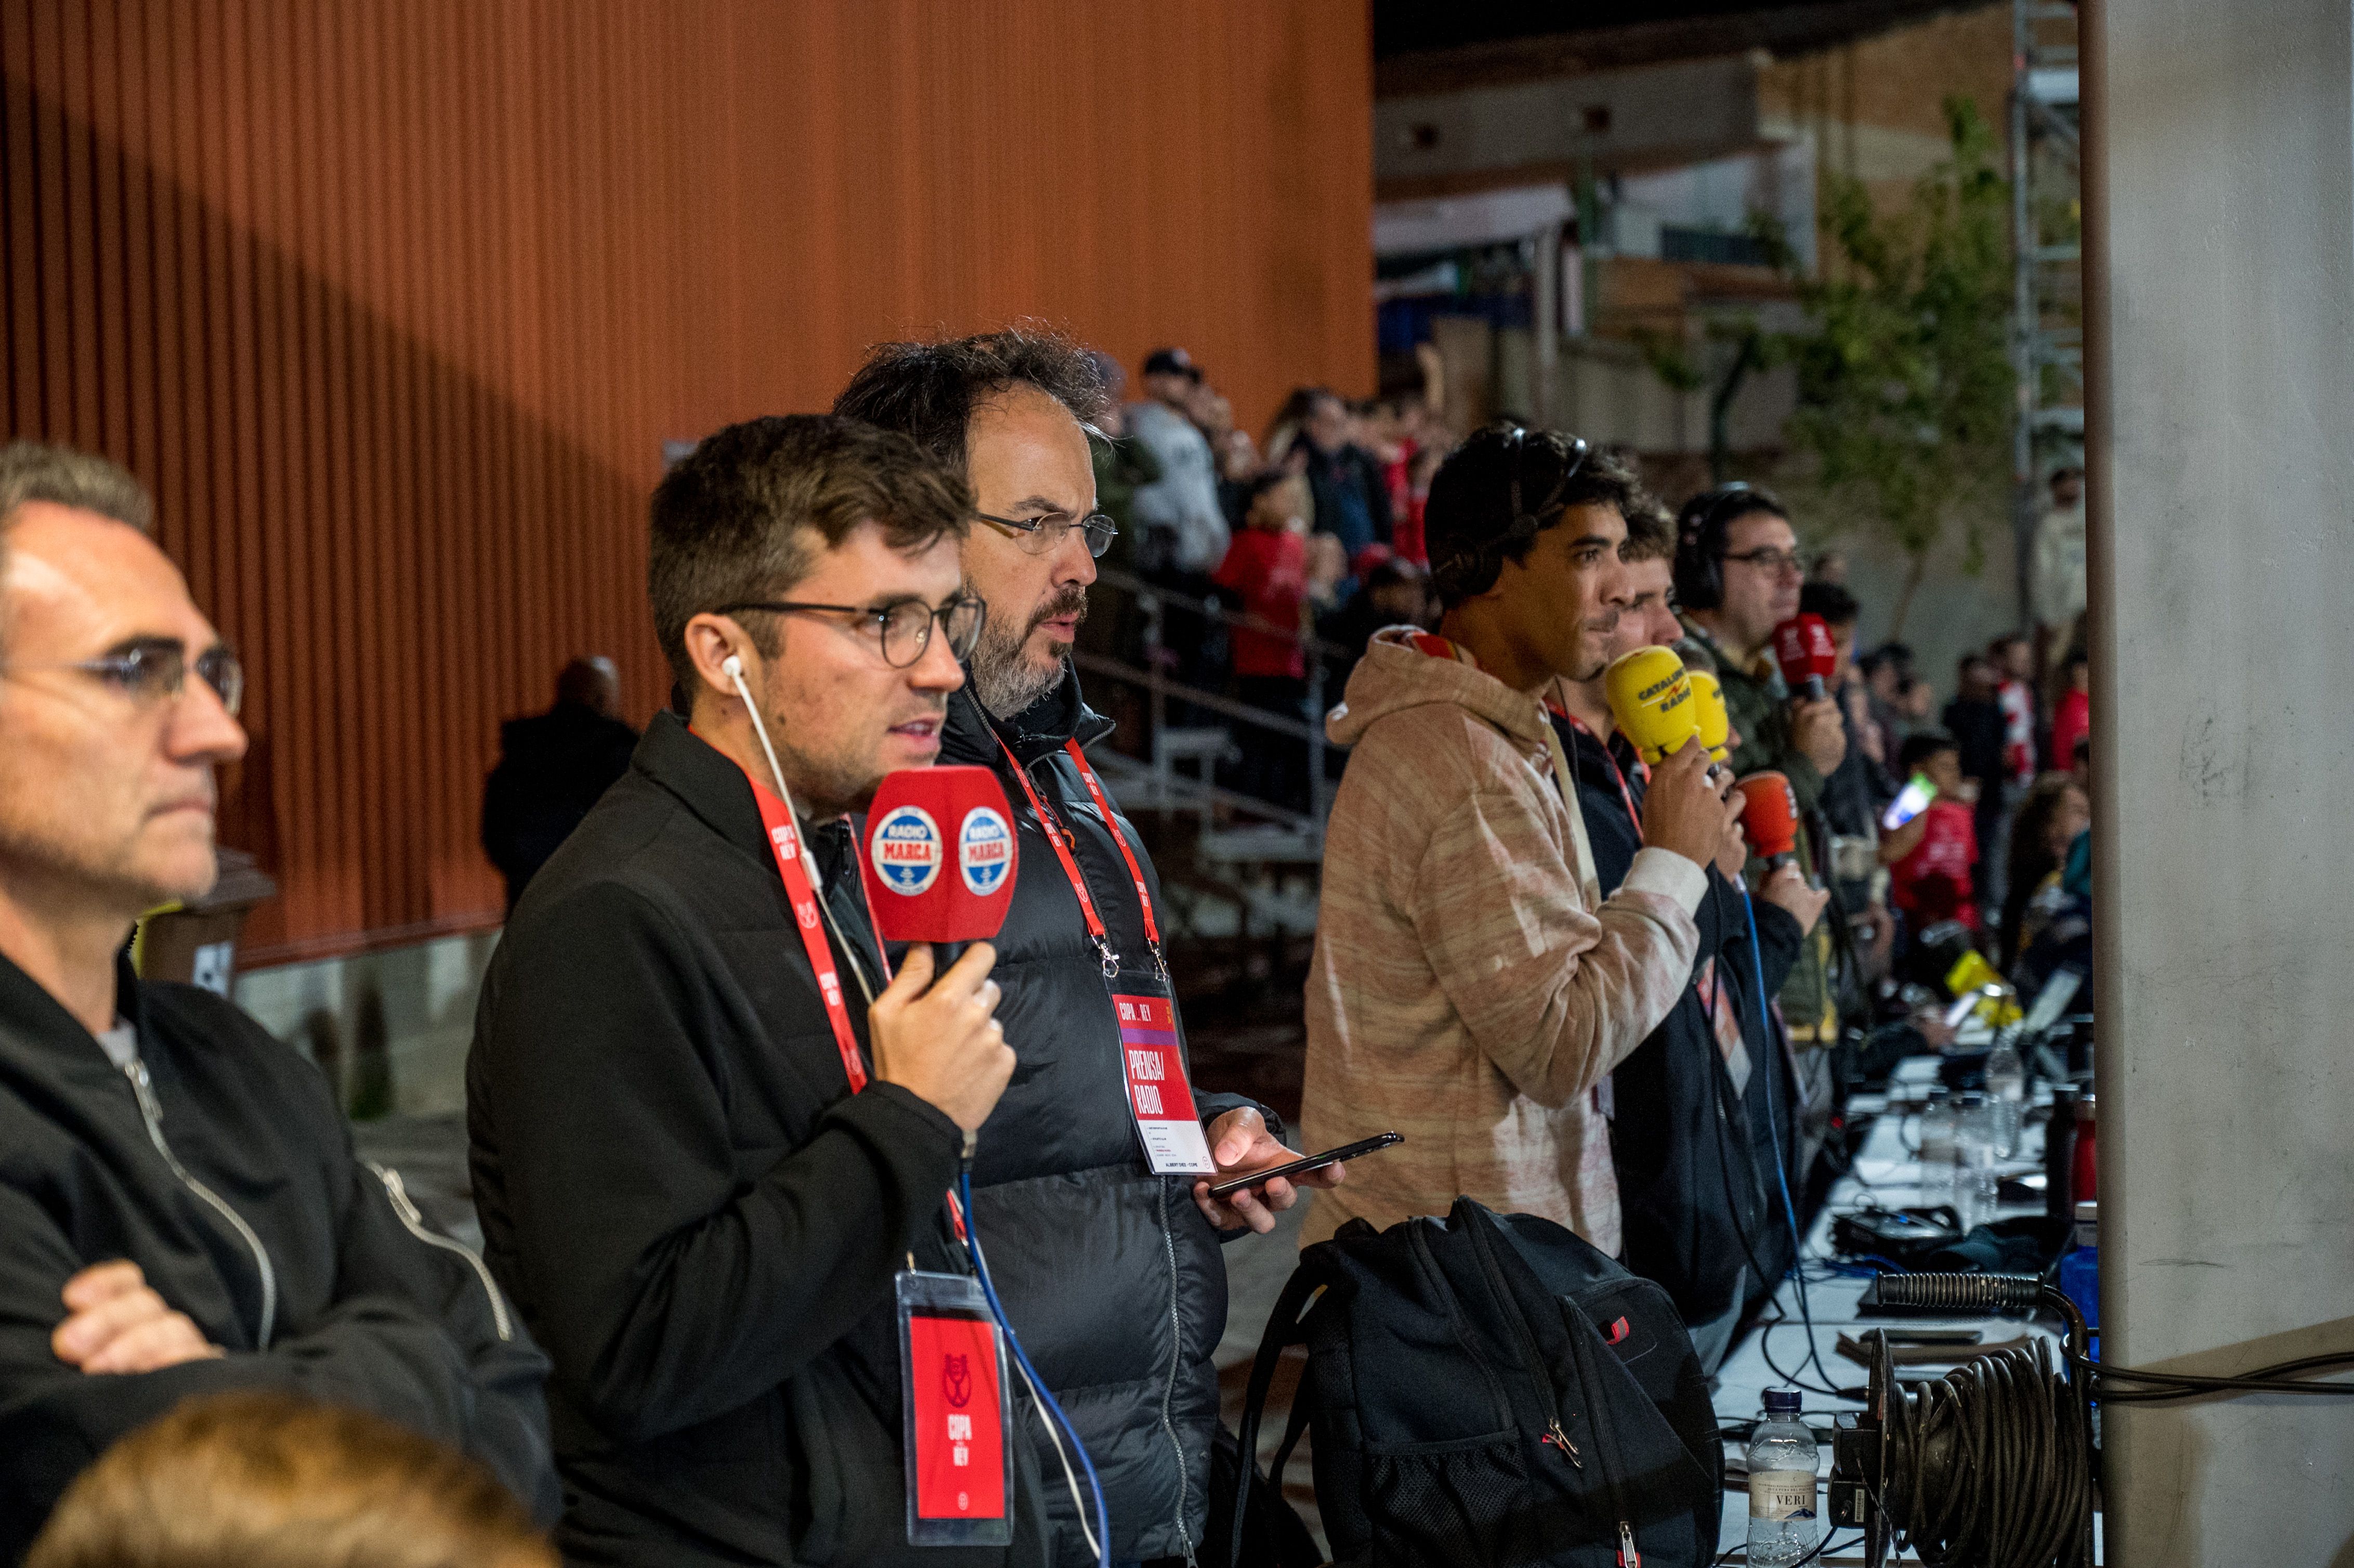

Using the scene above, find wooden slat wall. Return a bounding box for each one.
[0,0,1375,962]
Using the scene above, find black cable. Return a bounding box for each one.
[1877,1338,2093,1568]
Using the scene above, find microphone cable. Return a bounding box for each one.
[958,1165,1112,1568]
[1743,882,1844,1401]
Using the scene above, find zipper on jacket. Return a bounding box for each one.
[1154,1178,1199,1567]
[123,1057,277,1349]
[369,1162,513,1342]
[1617,1519,1642,1566]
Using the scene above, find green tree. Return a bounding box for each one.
[1778,97,2016,637]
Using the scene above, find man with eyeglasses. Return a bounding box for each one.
[1672,484,1851,1142]
[0,441,556,1557]
[466,415,1049,1566]
[838,331,1320,1567]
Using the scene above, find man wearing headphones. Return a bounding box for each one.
[1671,484,1847,804]
[467,417,1044,1566]
[1301,424,1740,1257]
[1672,485,1850,1097]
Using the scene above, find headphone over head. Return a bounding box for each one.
[1429,425,1591,603]
[1672,481,1770,613]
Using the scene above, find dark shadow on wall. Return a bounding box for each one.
[0,73,664,960]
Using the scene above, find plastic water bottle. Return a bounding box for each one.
[1746,1388,1820,1565]
[1984,1038,2025,1157]
[1918,1090,1959,1213]
[2059,1200,2100,1358]
[1954,1092,1999,1232]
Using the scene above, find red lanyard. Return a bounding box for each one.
[1557,709,1644,834]
[720,745,977,1238]
[738,764,868,1092]
[992,735,1166,980]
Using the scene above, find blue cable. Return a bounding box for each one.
[1742,885,1845,1399]
[958,1167,1111,1568]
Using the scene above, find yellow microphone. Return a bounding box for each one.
[1603,646,1703,765]
[1688,669,1731,762]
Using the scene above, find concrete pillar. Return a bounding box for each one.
[2084,2,2354,1562]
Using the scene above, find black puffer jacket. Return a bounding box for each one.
[1551,720,1803,1327]
[940,674,1269,1566]
[0,955,556,1563]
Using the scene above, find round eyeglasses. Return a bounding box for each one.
[715,593,987,669]
[0,636,244,716]
[974,509,1119,560]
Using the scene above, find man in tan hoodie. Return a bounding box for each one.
[1301,425,1737,1255]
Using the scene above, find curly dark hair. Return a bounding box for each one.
[1423,422,1650,606]
[832,325,1112,477]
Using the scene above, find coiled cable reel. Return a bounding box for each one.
[1828,1274,2096,1568]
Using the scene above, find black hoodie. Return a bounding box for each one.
[0,953,556,1562]
[1548,716,1804,1328]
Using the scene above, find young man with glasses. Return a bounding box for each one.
[1301,424,1738,1257]
[468,416,1041,1566]
[0,441,556,1558]
[837,332,1317,1567]
[1673,485,1853,1131]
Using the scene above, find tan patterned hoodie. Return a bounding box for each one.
[1300,630,1706,1257]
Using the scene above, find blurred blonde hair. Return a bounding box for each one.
[27,1392,554,1568]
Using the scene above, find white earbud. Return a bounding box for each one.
[722,652,743,678]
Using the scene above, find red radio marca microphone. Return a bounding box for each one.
[1736,772,1802,869]
[859,766,1018,945]
[1771,613,1839,702]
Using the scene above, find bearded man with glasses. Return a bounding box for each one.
[838,332,1321,1568]
[0,441,557,1558]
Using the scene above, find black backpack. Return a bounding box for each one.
[1229,1197,1722,1567]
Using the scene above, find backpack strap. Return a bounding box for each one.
[1230,1264,1324,1568]
[1266,1386,1315,1488]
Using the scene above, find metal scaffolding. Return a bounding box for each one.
[2011,0,2084,631]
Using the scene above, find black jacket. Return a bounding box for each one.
[468,712,1050,1568]
[940,674,1266,1566]
[1547,720,1803,1327]
[0,954,555,1563]
[481,702,639,910]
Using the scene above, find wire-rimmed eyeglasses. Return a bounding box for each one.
[974,509,1118,560]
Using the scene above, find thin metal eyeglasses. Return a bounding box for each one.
[0,636,244,716]
[1722,546,1806,576]
[714,593,987,669]
[974,509,1119,560]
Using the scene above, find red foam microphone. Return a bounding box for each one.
[860,766,1018,947]
[1736,771,1802,870]
[1771,613,1839,702]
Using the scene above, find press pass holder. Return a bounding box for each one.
[897,1271,1014,1546]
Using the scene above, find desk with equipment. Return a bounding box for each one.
[1702,949,2115,1565]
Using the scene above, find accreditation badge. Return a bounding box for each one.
[1113,991,1216,1175]
[896,1271,1013,1546]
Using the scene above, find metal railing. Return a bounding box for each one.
[1082,566,1344,845]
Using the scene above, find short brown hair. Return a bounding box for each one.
[832,325,1111,477]
[25,1392,554,1568]
[648,413,972,692]
[1620,492,1675,564]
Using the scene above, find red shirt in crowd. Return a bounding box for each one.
[1212,527,1308,680]
[2050,687,2089,772]
[1890,799,1981,932]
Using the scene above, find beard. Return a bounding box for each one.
[971,582,1088,718]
